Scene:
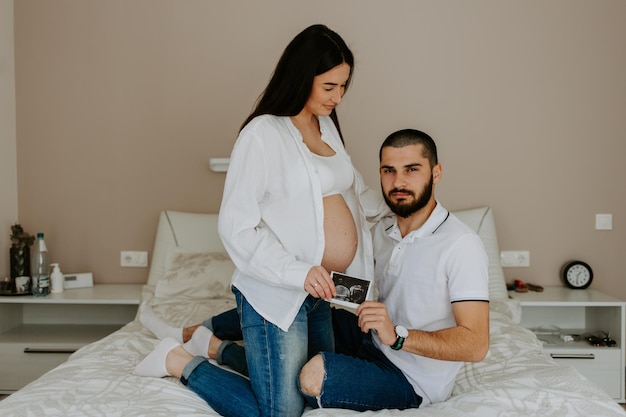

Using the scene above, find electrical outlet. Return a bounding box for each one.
[500,251,530,267]
[120,251,148,267]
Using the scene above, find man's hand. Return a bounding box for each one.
[356,300,490,362]
[356,301,397,346]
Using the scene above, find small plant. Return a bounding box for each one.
[10,224,35,249]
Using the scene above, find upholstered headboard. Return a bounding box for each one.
[147,211,224,286]
[146,206,508,300]
[452,206,508,300]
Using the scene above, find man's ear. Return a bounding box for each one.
[432,163,442,184]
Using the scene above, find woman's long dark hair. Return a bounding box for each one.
[240,24,354,141]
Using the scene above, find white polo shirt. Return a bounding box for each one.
[371,203,489,406]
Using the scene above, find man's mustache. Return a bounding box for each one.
[389,188,415,198]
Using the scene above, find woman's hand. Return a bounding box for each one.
[304,266,336,300]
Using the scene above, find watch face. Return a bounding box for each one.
[395,325,409,338]
[563,261,593,289]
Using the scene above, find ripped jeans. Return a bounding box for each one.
[180,287,334,417]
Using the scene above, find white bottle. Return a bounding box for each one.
[50,263,64,294]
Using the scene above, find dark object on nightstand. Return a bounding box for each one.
[587,333,616,347]
[588,336,604,346]
[4,224,35,295]
[507,280,543,293]
[603,336,617,347]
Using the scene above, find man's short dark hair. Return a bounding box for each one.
[379,129,438,168]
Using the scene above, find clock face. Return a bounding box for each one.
[563,261,593,289]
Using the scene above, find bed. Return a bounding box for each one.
[1,207,625,417]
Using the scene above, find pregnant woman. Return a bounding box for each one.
[135,24,386,417]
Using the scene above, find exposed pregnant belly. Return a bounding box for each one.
[321,194,358,273]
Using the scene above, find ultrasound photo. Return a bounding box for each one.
[330,272,371,309]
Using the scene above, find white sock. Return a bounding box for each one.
[182,326,213,357]
[139,304,183,342]
[133,337,180,378]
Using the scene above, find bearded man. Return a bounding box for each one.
[298,128,490,411]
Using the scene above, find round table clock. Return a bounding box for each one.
[561,260,593,289]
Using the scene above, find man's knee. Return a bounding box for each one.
[299,354,325,396]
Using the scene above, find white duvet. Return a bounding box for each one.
[1,290,624,417]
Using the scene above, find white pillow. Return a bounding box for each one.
[154,250,235,301]
[452,206,508,300]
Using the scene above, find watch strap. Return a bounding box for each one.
[391,334,405,350]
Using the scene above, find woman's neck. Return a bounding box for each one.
[290,110,318,130]
[290,114,334,156]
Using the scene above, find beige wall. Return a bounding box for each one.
[0,0,17,277]
[12,1,626,299]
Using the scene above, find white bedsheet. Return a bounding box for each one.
[1,292,624,417]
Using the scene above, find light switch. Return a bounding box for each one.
[595,214,613,230]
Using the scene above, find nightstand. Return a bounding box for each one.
[0,284,142,393]
[509,286,625,402]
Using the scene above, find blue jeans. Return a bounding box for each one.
[300,308,422,411]
[204,308,248,375]
[206,305,353,355]
[203,307,242,340]
[181,287,334,417]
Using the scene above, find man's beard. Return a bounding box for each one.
[383,177,433,218]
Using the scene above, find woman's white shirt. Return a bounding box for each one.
[218,115,386,331]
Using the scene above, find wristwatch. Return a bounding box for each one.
[391,325,409,350]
